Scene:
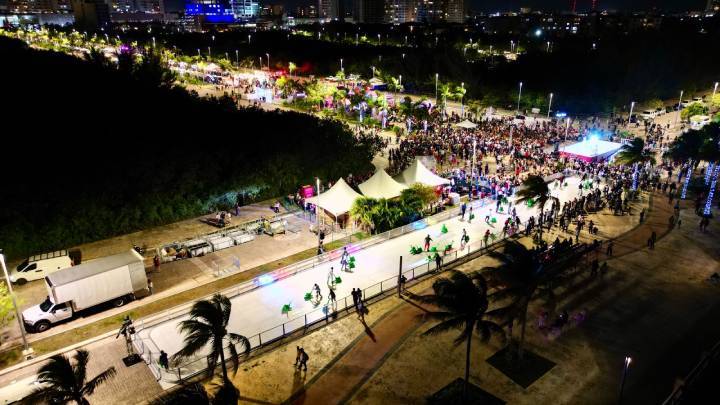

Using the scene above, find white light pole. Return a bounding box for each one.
[0,251,32,359]
[371,66,375,78]
[207,46,211,60]
[517,81,523,114]
[618,356,632,404]
[435,73,439,107]
[340,58,343,73]
[628,101,635,125]
[235,49,239,67]
[152,36,155,48]
[712,82,719,103]
[461,82,465,117]
[472,138,477,197]
[316,178,321,251]
[510,40,514,53]
[247,34,251,44]
[565,117,571,140]
[266,53,270,70]
[547,92,554,119]
[675,90,684,125]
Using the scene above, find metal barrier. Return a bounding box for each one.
[132,203,512,383]
[661,339,720,405]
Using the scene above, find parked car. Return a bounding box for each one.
[9,249,81,285]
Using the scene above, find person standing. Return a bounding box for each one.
[351,288,359,310]
[147,278,154,295]
[460,202,467,220]
[153,255,161,272]
[328,288,336,304]
[424,234,433,251]
[606,241,614,256]
[434,252,442,272]
[340,247,349,272]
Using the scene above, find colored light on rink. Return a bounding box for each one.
[258,274,274,286]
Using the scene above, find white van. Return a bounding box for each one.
[640,110,656,120]
[9,250,75,285]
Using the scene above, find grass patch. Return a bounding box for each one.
[427,377,505,405]
[485,346,556,389]
[0,232,369,369]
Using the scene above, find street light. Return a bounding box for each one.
[316,178,321,253]
[0,250,32,359]
[460,82,465,117]
[235,49,239,67]
[712,82,719,103]
[247,34,251,44]
[517,81,523,114]
[628,101,636,125]
[207,46,211,60]
[676,90,684,125]
[618,356,632,404]
[340,58,343,73]
[547,93,554,119]
[266,53,270,70]
[371,66,375,78]
[152,36,155,48]
[435,73,439,107]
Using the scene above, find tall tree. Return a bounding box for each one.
[25,349,117,405]
[482,241,551,360]
[416,271,505,400]
[515,175,558,241]
[172,294,250,394]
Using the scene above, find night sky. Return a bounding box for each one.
[164,0,707,14]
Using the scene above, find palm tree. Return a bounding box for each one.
[416,271,506,400]
[515,175,558,241]
[482,241,548,360]
[351,196,378,233]
[25,349,117,404]
[172,294,251,387]
[439,83,453,117]
[371,198,403,233]
[288,61,297,76]
[615,137,656,166]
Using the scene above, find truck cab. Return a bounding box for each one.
[22,296,73,332]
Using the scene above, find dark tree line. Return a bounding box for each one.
[0,37,376,260]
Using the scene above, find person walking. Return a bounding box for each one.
[147,278,154,295]
[340,247,349,272]
[460,202,467,220]
[351,288,359,310]
[297,348,309,371]
[294,346,302,367]
[357,300,366,322]
[398,274,407,294]
[434,252,442,272]
[639,208,645,223]
[328,288,336,304]
[313,283,322,301]
[606,241,614,257]
[159,350,169,370]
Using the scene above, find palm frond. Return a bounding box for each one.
[81,366,117,397]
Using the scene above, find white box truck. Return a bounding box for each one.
[22,249,147,333]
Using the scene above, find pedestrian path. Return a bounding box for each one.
[598,191,674,260]
[291,298,429,405]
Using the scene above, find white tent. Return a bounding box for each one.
[358,169,408,199]
[454,119,477,129]
[305,178,362,217]
[394,159,451,187]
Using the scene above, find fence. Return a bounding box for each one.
[132,196,515,383]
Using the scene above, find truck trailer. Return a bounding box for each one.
[22,249,147,333]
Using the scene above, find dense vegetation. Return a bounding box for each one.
[0,37,377,260]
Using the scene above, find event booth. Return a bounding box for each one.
[560,139,623,163]
[358,170,408,200]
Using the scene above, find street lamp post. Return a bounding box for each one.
[247,34,251,44]
[676,90,684,125]
[207,46,211,60]
[235,49,239,67]
[0,250,32,359]
[472,138,477,198]
[618,356,632,404]
[460,82,465,117]
[258,56,262,69]
[628,101,635,126]
[371,66,375,78]
[565,117,571,140]
[517,82,523,114]
[266,53,270,70]
[316,178,321,253]
[152,36,155,48]
[547,93,554,119]
[197,48,201,58]
[340,58,343,73]
[435,73,439,107]
[712,82,719,104]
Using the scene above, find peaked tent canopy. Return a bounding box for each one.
[305,178,362,217]
[454,119,477,129]
[358,169,408,199]
[394,159,451,187]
